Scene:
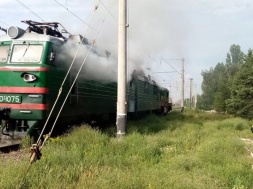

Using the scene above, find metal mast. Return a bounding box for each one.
[181,58,185,112]
[116,0,127,137]
[194,84,197,108]
[189,78,193,109]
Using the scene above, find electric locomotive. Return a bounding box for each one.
[0,20,116,147]
[0,20,171,147]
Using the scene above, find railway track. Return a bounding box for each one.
[0,143,20,153]
[0,131,24,149]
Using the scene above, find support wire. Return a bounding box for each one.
[41,6,110,154]
[30,1,110,164]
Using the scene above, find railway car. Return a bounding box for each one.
[160,87,172,114]
[128,71,170,115]
[0,20,171,147]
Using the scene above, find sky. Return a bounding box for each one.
[0,0,253,102]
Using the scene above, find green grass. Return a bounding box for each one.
[1,110,253,188]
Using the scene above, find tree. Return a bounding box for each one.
[212,63,230,112]
[200,63,229,111]
[225,44,244,78]
[196,94,207,110]
[199,44,244,112]
[226,49,253,119]
[200,67,216,110]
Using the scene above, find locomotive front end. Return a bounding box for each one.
[0,26,49,147]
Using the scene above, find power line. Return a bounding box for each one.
[153,71,177,74]
[0,20,10,26]
[144,55,172,78]
[54,0,96,31]
[161,57,181,75]
[99,0,116,19]
[155,57,176,84]
[16,0,45,22]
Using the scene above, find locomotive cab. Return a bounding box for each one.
[0,21,66,146]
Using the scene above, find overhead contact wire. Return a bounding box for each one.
[0,20,10,26]
[99,0,115,19]
[54,0,96,32]
[16,0,45,22]
[161,57,181,75]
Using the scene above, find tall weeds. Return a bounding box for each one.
[1,110,253,188]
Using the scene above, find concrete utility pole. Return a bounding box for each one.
[117,0,127,138]
[181,58,185,112]
[189,78,193,109]
[194,84,197,108]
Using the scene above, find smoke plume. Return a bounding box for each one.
[58,0,189,83]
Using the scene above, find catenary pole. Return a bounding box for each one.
[181,58,185,112]
[190,78,193,109]
[194,84,197,108]
[117,0,127,137]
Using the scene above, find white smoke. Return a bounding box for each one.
[85,0,188,82]
[57,39,118,83]
[57,0,190,83]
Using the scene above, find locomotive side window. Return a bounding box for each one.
[0,46,9,62]
[11,44,43,63]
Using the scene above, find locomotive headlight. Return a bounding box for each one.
[22,73,37,82]
[7,26,25,39]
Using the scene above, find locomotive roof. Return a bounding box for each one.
[0,32,65,45]
[133,75,156,85]
[160,87,169,92]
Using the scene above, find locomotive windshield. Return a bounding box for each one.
[0,46,9,62]
[11,44,43,63]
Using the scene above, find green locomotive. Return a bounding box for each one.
[0,21,171,147]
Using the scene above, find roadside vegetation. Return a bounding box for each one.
[197,44,253,120]
[1,110,253,189]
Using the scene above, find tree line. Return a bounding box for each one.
[197,44,253,119]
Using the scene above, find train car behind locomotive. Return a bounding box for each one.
[128,70,171,116]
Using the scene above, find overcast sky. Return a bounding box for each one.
[1,0,253,101]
